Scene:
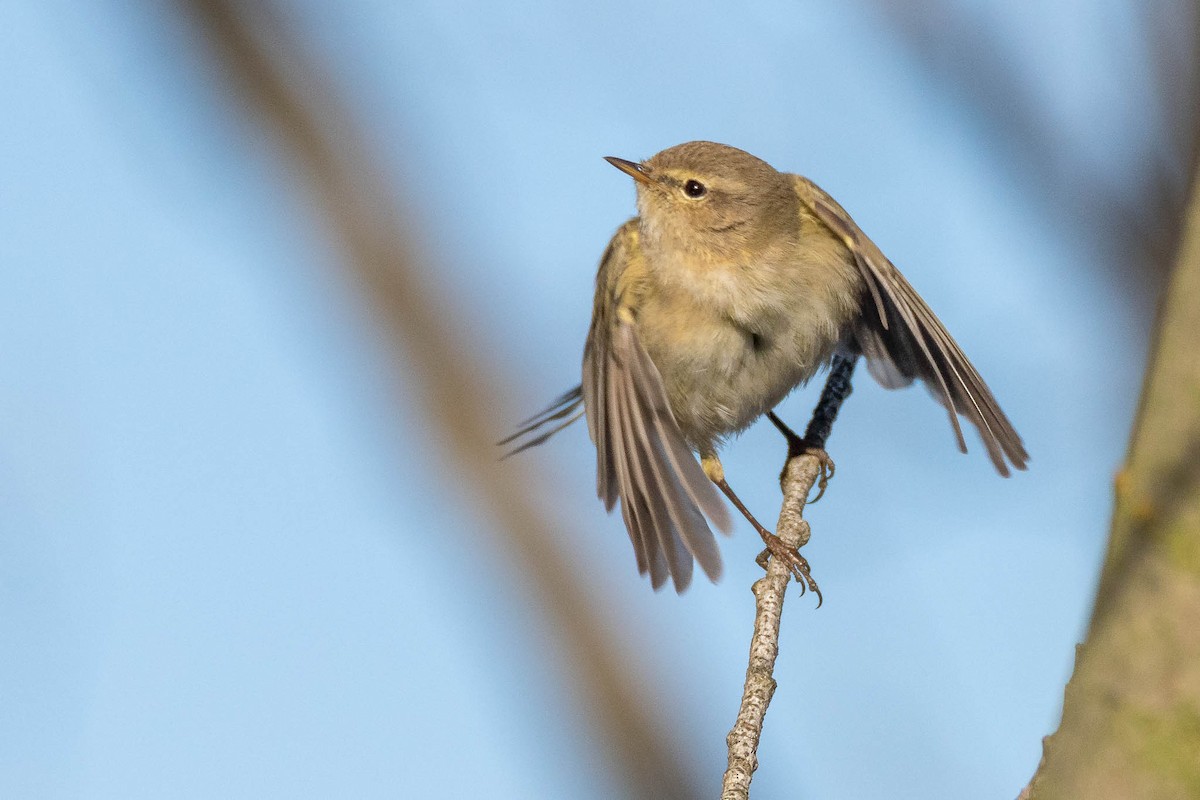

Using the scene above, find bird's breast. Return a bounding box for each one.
[634,251,861,450]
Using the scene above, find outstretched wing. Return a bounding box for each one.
[582,221,731,591]
[795,176,1028,476]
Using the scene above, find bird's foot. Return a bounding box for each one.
[755,534,823,607]
[766,412,836,503]
[796,444,835,504]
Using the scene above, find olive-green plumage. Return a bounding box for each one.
[507,141,1027,592]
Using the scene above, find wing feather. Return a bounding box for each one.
[797,177,1028,475]
[618,357,693,590]
[609,359,665,585]
[581,221,729,589]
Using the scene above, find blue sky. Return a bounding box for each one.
[0,2,1164,797]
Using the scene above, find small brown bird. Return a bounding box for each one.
[505,142,1026,594]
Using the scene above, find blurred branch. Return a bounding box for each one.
[863,6,1200,795]
[862,0,1197,313]
[1021,149,1200,799]
[1145,0,1200,201]
[177,2,705,797]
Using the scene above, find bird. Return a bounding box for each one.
[503,141,1027,595]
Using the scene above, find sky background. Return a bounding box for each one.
[0,1,1186,798]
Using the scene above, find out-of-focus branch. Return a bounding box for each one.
[865,6,1200,795]
[862,1,1195,313]
[1144,0,1200,205]
[1021,156,1200,800]
[177,2,705,798]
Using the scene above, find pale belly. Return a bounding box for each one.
[636,284,853,451]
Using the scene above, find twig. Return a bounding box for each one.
[722,356,856,798]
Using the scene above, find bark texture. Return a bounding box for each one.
[1023,168,1200,800]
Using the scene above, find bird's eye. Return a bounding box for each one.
[683,179,707,198]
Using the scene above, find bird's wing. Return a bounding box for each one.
[795,176,1028,476]
[498,385,585,457]
[582,220,731,591]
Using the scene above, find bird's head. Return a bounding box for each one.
[605,141,796,262]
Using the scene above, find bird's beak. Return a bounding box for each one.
[604,156,653,185]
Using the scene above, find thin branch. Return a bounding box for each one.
[722,357,856,798]
[721,451,824,799]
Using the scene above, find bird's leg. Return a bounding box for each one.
[766,354,857,503]
[766,412,835,503]
[701,453,822,602]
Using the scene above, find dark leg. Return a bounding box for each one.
[803,354,857,449]
[767,354,857,503]
[713,476,823,605]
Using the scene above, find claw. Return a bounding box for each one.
[758,533,823,607]
[713,466,825,607]
[805,448,836,505]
